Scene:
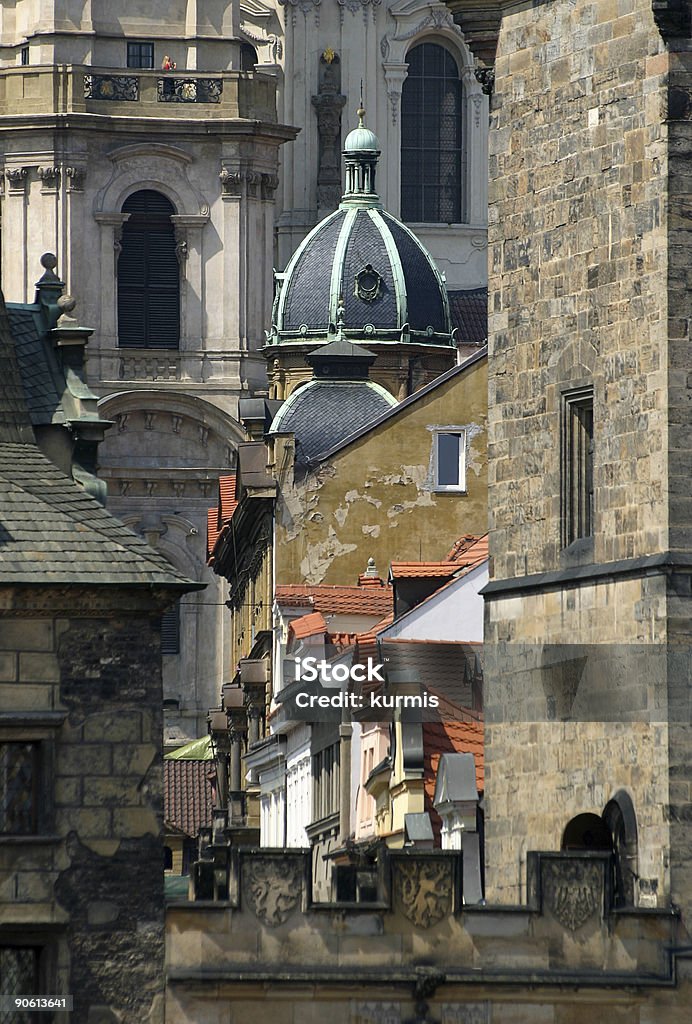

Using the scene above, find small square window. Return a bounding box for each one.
[0,946,41,1020]
[20,46,29,67]
[562,386,594,547]
[434,430,466,491]
[127,41,154,69]
[0,743,39,835]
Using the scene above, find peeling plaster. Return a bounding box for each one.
[334,504,349,527]
[362,525,381,538]
[300,528,358,585]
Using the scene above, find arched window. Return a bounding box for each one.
[401,42,463,224]
[118,189,180,348]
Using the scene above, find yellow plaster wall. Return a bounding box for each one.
[274,358,488,585]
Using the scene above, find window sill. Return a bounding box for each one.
[433,486,467,494]
[560,536,594,569]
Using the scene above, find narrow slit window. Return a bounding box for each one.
[562,387,594,546]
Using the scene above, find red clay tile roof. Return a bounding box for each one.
[164,759,215,838]
[389,561,459,579]
[206,474,238,563]
[424,718,484,843]
[446,533,488,567]
[289,611,328,641]
[275,584,392,617]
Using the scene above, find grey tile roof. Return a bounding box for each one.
[6,305,64,426]
[270,379,397,465]
[448,288,488,344]
[0,443,200,587]
[0,295,34,444]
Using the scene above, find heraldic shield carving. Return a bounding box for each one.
[542,858,603,932]
[393,858,453,928]
[243,856,302,926]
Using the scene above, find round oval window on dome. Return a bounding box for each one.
[355,265,383,303]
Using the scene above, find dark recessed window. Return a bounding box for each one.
[0,743,39,834]
[562,386,594,546]
[127,41,154,69]
[240,43,258,72]
[161,602,181,655]
[20,46,29,66]
[401,42,463,223]
[118,190,180,349]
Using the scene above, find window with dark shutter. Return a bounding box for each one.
[118,190,180,349]
[401,43,463,224]
[161,602,180,655]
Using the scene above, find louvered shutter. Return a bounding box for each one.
[118,190,180,348]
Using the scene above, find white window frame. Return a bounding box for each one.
[433,429,466,492]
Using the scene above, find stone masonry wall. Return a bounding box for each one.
[484,573,671,905]
[0,611,166,1024]
[487,0,669,578]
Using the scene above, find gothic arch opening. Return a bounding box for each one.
[561,812,613,852]
[603,790,638,907]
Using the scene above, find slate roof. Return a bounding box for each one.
[6,305,63,426]
[164,758,215,838]
[269,378,397,464]
[0,295,34,445]
[276,206,452,344]
[447,288,488,345]
[276,584,393,617]
[0,443,200,587]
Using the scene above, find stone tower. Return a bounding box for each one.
[483,0,692,929]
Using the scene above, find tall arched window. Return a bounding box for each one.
[401,42,463,224]
[118,189,180,348]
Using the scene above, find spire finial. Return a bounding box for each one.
[358,80,365,126]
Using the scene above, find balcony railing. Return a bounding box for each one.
[0,65,277,122]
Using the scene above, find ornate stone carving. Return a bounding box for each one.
[355,1003,402,1024]
[157,77,223,104]
[144,412,156,431]
[246,171,262,199]
[84,74,139,101]
[65,166,86,191]
[474,67,495,97]
[5,167,28,192]
[337,0,382,25]
[243,857,302,926]
[312,51,347,214]
[37,166,60,192]
[171,415,183,434]
[542,858,602,932]
[119,355,180,381]
[261,173,279,200]
[393,859,453,928]
[115,413,129,433]
[439,1005,489,1024]
[278,0,321,27]
[220,167,243,198]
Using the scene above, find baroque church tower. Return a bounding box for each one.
[0,1,297,743]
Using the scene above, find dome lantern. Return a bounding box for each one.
[342,107,381,206]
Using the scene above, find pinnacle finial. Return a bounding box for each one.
[357,106,365,128]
